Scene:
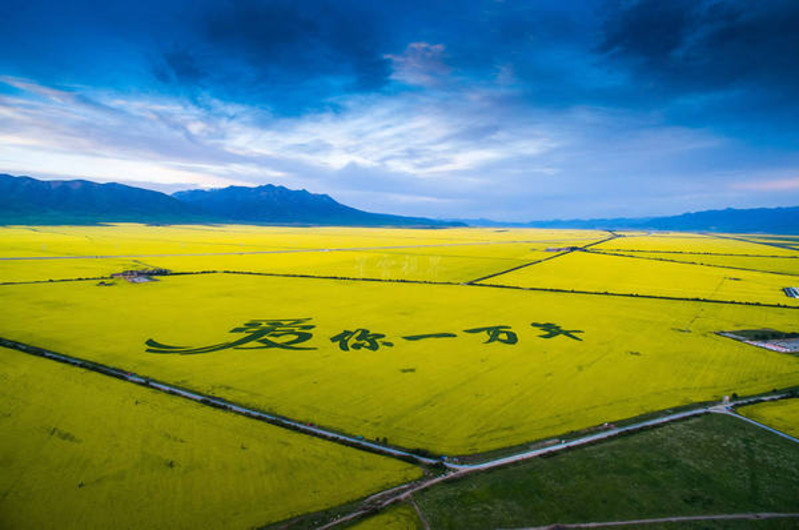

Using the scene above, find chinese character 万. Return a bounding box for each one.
[463,325,518,344]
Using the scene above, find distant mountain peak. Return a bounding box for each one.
[173,182,451,226]
[0,173,202,224]
[0,174,459,227]
[461,205,799,234]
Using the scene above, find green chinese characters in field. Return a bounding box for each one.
[146,318,585,354]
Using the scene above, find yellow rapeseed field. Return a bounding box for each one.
[595,233,798,256]
[350,503,422,529]
[0,346,421,530]
[0,224,606,258]
[738,398,799,438]
[484,250,799,306]
[591,251,799,276]
[0,224,606,283]
[732,234,799,248]
[0,257,151,283]
[140,247,553,283]
[1,272,797,455]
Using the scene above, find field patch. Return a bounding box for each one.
[1,274,798,454]
[482,251,799,306]
[596,233,798,256]
[349,503,422,529]
[591,251,799,276]
[0,346,421,530]
[739,398,799,438]
[0,224,606,258]
[142,245,565,283]
[413,414,799,529]
[0,257,154,283]
[0,224,607,283]
[142,250,524,283]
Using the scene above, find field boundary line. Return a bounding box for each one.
[466,280,799,309]
[3,269,797,309]
[0,337,440,468]
[584,248,799,277]
[464,232,619,284]
[408,496,431,530]
[591,248,798,258]
[4,334,796,530]
[223,270,799,308]
[705,233,799,253]
[0,276,110,286]
[510,512,799,529]
[0,239,580,261]
[462,251,573,284]
[718,410,799,444]
[280,395,795,529]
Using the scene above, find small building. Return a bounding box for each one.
[111,269,171,283]
[546,246,579,252]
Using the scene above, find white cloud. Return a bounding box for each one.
[3,75,788,220]
[384,42,452,87]
[731,175,799,192]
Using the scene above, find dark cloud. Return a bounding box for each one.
[599,0,799,98]
[151,0,395,111]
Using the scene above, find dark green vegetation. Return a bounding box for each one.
[727,329,799,341]
[412,414,799,529]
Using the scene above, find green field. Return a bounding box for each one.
[402,414,799,529]
[0,346,421,529]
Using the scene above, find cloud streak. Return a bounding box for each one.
[4,76,795,220]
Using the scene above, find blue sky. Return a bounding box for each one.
[0,0,797,220]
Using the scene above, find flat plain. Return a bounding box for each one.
[1,224,798,528]
[368,414,799,529]
[0,346,421,530]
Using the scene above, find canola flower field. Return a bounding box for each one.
[739,398,799,438]
[1,224,797,528]
[0,346,420,530]
[2,273,798,454]
[350,503,422,529]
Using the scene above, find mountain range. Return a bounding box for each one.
[0,174,456,227]
[460,206,799,234]
[0,173,797,233]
